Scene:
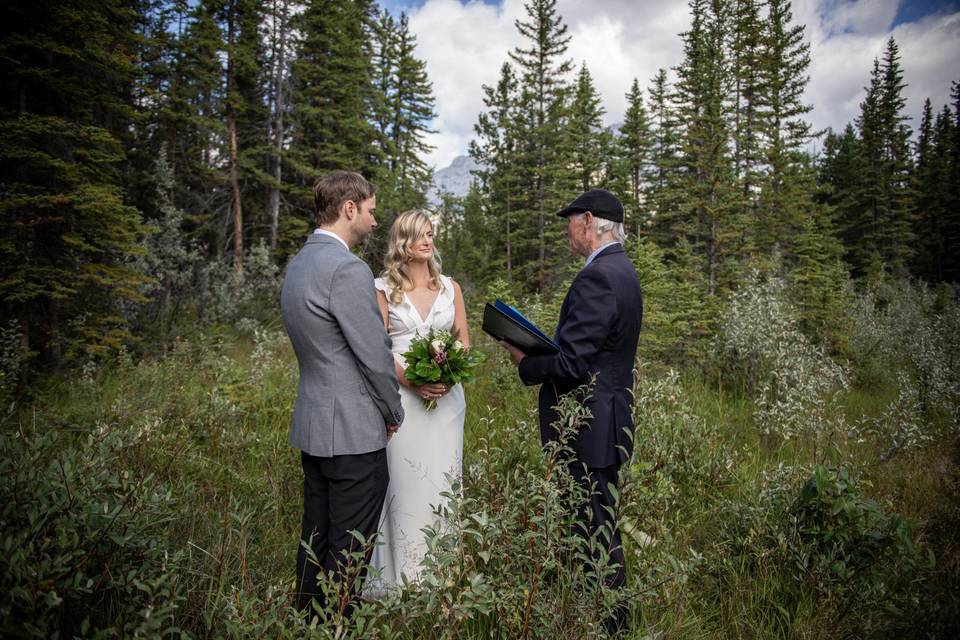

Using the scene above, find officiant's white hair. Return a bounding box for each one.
[382,209,442,305]
[595,217,627,244]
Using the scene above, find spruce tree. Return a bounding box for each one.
[365,10,436,269]
[912,98,942,281]
[508,0,574,291]
[614,78,654,231]
[566,64,606,192]
[945,81,960,282]
[671,0,741,295]
[646,68,682,245]
[471,62,522,280]
[287,0,378,216]
[389,13,436,210]
[263,0,297,251]
[847,40,915,278]
[729,0,763,229]
[0,0,149,364]
[754,0,817,260]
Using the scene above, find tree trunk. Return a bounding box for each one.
[266,0,288,249]
[227,0,243,273]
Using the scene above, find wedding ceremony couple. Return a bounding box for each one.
[280,170,643,632]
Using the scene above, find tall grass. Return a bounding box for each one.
[2,276,959,638]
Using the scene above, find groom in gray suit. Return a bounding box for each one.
[281,170,404,617]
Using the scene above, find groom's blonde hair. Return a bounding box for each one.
[381,210,442,305]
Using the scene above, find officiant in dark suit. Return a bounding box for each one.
[500,188,643,633]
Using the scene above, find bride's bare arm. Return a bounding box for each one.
[452,280,470,349]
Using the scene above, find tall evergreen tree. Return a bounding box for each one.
[387,13,436,210]
[945,81,960,282]
[844,40,914,277]
[167,0,228,251]
[912,98,942,281]
[263,0,297,250]
[566,64,606,192]
[613,78,654,233]
[287,0,378,217]
[754,0,817,259]
[818,124,864,260]
[0,0,149,364]
[471,62,523,281]
[646,68,682,245]
[508,0,574,290]
[364,10,436,269]
[729,0,763,224]
[671,0,741,295]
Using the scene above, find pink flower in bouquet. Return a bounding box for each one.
[434,350,447,364]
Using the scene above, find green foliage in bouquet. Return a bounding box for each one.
[402,329,485,407]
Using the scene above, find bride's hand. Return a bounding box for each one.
[413,382,449,400]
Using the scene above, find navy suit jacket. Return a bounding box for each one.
[518,243,643,468]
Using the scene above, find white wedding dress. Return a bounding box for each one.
[367,274,465,593]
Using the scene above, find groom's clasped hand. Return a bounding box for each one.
[281,172,641,635]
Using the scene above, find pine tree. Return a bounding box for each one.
[364,10,436,269]
[818,124,865,271]
[729,0,763,227]
[614,78,654,231]
[0,0,150,364]
[754,0,817,259]
[287,0,378,216]
[508,0,574,291]
[671,0,741,296]
[912,98,941,281]
[388,13,436,210]
[566,64,606,192]
[945,81,960,282]
[845,40,915,278]
[471,62,522,280]
[788,188,851,350]
[167,0,228,249]
[646,68,682,245]
[263,0,297,250]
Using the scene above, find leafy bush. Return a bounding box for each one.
[718,273,849,442]
[0,425,184,637]
[706,464,928,636]
[848,279,960,423]
[221,384,629,639]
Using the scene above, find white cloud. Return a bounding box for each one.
[401,0,960,169]
[819,0,900,36]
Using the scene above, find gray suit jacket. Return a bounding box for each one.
[281,233,404,457]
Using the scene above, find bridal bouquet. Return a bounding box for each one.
[401,328,484,410]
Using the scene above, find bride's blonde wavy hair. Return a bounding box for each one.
[382,209,442,305]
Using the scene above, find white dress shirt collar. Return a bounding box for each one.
[585,241,620,267]
[313,228,349,251]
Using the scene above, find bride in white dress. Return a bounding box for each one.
[368,209,470,592]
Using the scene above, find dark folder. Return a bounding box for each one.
[482,299,559,356]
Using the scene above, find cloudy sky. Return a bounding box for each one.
[376,0,960,169]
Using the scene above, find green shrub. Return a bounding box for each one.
[0,425,184,638]
[705,464,928,636]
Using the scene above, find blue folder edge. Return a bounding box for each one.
[494,299,560,350]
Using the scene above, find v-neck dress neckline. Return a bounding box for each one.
[405,288,442,324]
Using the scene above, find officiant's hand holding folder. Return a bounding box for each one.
[482,300,559,356]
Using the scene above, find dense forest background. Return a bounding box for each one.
[1,0,959,638]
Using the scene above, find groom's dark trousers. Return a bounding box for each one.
[295,449,389,613]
